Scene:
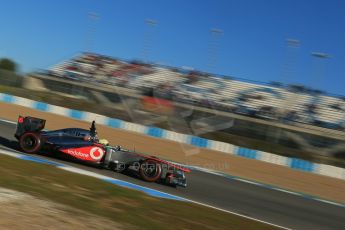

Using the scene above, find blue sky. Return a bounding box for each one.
[0,0,344,95]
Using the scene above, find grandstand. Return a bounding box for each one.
[48,52,345,132]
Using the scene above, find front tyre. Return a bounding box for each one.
[19,132,42,154]
[139,159,162,182]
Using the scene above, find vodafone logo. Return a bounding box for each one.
[63,146,104,161]
[90,147,104,160]
[67,149,89,159]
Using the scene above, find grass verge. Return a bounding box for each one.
[0,154,278,230]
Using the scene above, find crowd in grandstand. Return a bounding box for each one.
[49,53,345,131]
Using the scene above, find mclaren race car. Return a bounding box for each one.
[14,116,189,187]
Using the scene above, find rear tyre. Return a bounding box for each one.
[139,159,162,182]
[19,132,42,154]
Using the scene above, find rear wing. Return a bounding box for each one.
[14,116,46,139]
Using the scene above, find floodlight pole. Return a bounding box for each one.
[310,51,330,93]
[141,19,157,62]
[282,38,301,111]
[86,12,99,53]
[274,38,300,143]
[207,28,223,72]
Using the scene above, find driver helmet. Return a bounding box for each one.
[99,139,109,146]
[83,135,91,141]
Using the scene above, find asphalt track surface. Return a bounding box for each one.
[0,121,344,230]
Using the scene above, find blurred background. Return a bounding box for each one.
[0,0,345,168]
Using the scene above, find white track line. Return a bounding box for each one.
[314,198,344,207]
[273,188,300,196]
[0,118,17,125]
[235,178,261,186]
[184,198,291,230]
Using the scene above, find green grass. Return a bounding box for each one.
[0,154,278,230]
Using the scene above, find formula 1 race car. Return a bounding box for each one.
[14,116,189,187]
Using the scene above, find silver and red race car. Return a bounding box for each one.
[15,116,189,187]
